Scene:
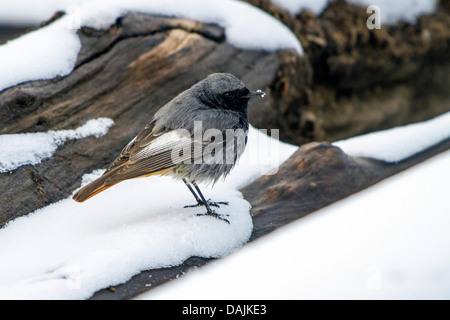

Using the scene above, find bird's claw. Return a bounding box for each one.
[197,211,230,224]
[184,199,229,209]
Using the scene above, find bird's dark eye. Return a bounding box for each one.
[223,92,234,99]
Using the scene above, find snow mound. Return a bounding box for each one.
[334,112,450,162]
[143,148,450,300]
[0,118,114,173]
[272,0,329,15]
[0,16,81,92]
[349,0,437,25]
[0,126,297,299]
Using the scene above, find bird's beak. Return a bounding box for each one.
[244,90,266,98]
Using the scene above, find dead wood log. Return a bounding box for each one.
[0,13,302,225]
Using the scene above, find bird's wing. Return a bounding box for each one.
[73,123,203,202]
[104,121,158,174]
[102,127,203,185]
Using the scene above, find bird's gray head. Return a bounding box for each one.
[192,73,265,113]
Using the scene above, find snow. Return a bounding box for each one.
[272,0,437,24]
[349,0,438,24]
[95,0,303,54]
[0,110,448,300]
[0,0,94,26]
[0,118,114,173]
[0,126,297,299]
[0,0,302,92]
[0,0,438,91]
[224,128,294,189]
[1,0,437,26]
[333,112,450,162]
[0,16,81,92]
[142,148,450,300]
[272,0,329,15]
[2,109,447,299]
[0,0,446,300]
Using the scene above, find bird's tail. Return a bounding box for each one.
[72,168,169,202]
[72,174,118,203]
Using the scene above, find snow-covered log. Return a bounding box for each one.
[0,12,304,225]
[0,0,449,300]
[92,136,450,299]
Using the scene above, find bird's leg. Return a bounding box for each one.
[183,178,203,207]
[192,182,230,224]
[183,179,228,208]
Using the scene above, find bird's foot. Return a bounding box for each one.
[197,211,230,224]
[184,199,229,209]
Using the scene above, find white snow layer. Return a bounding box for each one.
[272,0,329,15]
[0,127,297,299]
[0,118,114,173]
[0,0,302,91]
[334,112,450,162]
[0,0,95,26]
[349,0,438,24]
[1,109,448,299]
[272,0,437,24]
[0,16,81,92]
[143,148,450,300]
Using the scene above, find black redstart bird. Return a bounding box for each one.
[72,73,265,223]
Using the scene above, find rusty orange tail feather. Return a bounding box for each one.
[72,183,119,203]
[72,168,171,202]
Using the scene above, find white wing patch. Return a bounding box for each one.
[132,129,193,161]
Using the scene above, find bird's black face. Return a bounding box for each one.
[219,87,251,112]
[195,73,265,114]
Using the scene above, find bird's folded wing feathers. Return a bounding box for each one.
[103,129,204,184]
[104,121,156,174]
